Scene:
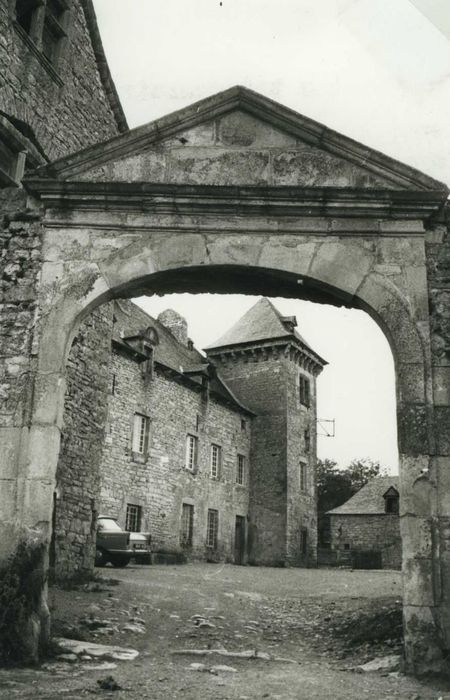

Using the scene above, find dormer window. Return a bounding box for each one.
[383,487,399,514]
[281,315,297,334]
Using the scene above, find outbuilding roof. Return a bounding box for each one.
[327,476,399,515]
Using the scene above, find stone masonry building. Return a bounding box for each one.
[0,0,130,583]
[96,297,326,567]
[1,0,450,674]
[328,476,401,569]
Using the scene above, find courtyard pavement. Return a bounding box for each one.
[1,563,450,699]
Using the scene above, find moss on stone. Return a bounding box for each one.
[0,541,47,665]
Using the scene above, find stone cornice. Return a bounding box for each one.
[207,338,325,374]
[23,179,448,223]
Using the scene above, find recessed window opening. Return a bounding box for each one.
[125,503,142,532]
[300,461,307,492]
[236,454,245,485]
[210,443,221,479]
[181,503,194,547]
[206,509,219,549]
[185,434,198,472]
[299,374,310,407]
[132,413,149,455]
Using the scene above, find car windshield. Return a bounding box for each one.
[97,518,123,532]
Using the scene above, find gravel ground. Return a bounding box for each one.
[0,563,449,700]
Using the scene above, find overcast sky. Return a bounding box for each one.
[93,0,450,472]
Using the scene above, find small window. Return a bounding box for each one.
[344,543,350,551]
[132,413,150,455]
[206,509,219,549]
[0,123,27,187]
[385,496,399,514]
[180,503,194,548]
[241,418,247,431]
[300,527,308,555]
[125,504,142,532]
[236,454,245,485]
[111,374,116,395]
[185,434,198,472]
[304,428,310,453]
[383,487,400,515]
[299,375,310,407]
[300,461,307,492]
[210,444,221,479]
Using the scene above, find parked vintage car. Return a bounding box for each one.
[95,516,151,567]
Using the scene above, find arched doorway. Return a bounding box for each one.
[2,87,449,672]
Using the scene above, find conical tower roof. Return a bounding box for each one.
[205,298,327,366]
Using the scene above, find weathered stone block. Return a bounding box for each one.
[357,274,424,365]
[403,604,446,674]
[434,406,450,455]
[433,366,450,406]
[400,515,433,560]
[398,454,434,516]
[26,425,61,481]
[434,457,450,515]
[397,363,425,404]
[0,479,18,521]
[397,404,430,456]
[77,151,167,183]
[168,148,270,186]
[31,372,66,429]
[308,240,374,298]
[218,111,296,148]
[0,426,26,479]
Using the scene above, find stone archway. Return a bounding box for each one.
[1,87,449,672]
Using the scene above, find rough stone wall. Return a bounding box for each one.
[51,305,113,580]
[329,514,402,569]
[99,348,251,562]
[424,211,450,654]
[213,352,288,565]
[212,349,314,566]
[0,0,121,161]
[0,0,126,582]
[286,359,318,566]
[0,187,43,532]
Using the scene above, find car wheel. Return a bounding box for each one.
[110,554,130,568]
[95,548,109,567]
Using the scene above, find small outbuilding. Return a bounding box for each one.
[327,476,401,570]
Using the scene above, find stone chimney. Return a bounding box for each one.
[158,309,188,346]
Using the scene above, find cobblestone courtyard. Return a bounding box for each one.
[1,564,450,699]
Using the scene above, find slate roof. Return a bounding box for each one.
[112,300,254,415]
[327,476,400,515]
[112,299,204,373]
[205,297,327,366]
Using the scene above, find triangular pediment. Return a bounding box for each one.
[33,86,446,191]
